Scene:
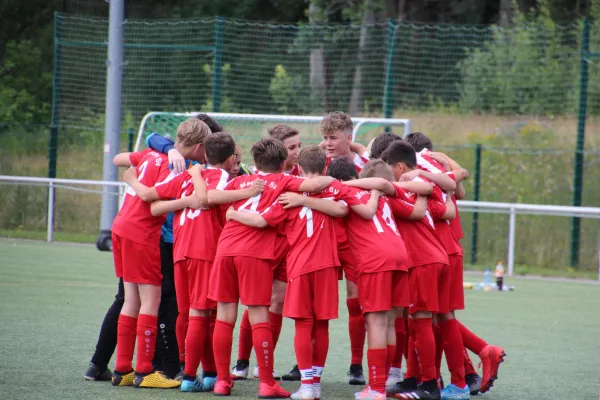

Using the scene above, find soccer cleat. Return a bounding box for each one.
[386,367,404,388]
[440,384,470,400]
[253,366,282,380]
[396,379,441,400]
[438,375,445,390]
[314,384,321,400]
[174,367,184,382]
[202,376,217,391]
[348,364,366,385]
[231,360,250,380]
[291,385,316,400]
[214,380,234,396]
[465,373,481,395]
[258,381,291,398]
[111,370,135,387]
[387,377,418,396]
[180,377,204,392]
[283,365,301,381]
[84,363,112,381]
[133,371,181,389]
[478,345,505,393]
[354,386,386,400]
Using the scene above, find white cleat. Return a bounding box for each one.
[314,384,321,400]
[252,366,281,380]
[291,385,316,400]
[386,367,405,388]
[231,362,249,380]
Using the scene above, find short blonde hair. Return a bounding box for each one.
[359,159,394,181]
[321,111,353,135]
[176,118,211,147]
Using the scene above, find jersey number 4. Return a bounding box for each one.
[372,202,399,235]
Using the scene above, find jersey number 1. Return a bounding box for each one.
[372,202,399,235]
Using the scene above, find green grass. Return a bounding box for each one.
[0,229,97,244]
[1,238,600,400]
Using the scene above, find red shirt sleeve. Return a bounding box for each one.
[261,202,287,228]
[427,198,447,221]
[389,188,414,220]
[155,171,188,199]
[282,175,305,192]
[128,149,149,166]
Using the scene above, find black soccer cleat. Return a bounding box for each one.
[466,373,482,395]
[282,364,301,381]
[396,379,441,400]
[386,377,418,396]
[84,363,112,381]
[347,364,366,385]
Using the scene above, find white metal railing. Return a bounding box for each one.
[1,175,599,279]
[135,111,413,152]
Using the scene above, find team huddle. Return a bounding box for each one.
[84,112,505,400]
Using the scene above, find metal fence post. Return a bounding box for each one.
[127,127,134,152]
[47,182,55,242]
[383,19,398,122]
[470,143,482,265]
[212,16,225,112]
[507,207,516,277]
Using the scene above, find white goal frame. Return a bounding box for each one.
[134,112,412,152]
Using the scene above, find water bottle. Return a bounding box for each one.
[483,267,492,286]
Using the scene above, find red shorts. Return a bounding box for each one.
[357,270,409,314]
[283,268,339,320]
[338,251,358,284]
[175,258,216,311]
[408,263,447,314]
[112,233,161,286]
[209,256,273,306]
[448,255,465,311]
[272,236,288,283]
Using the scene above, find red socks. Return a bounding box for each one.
[202,312,217,373]
[434,324,443,379]
[404,334,421,381]
[464,348,477,375]
[270,312,283,350]
[136,314,158,374]
[237,309,253,361]
[252,322,276,386]
[213,320,234,384]
[367,348,387,393]
[411,317,437,382]
[347,298,365,365]
[392,318,406,368]
[176,310,189,364]
[439,319,467,388]
[312,320,329,367]
[183,316,208,377]
[295,319,314,384]
[457,320,487,355]
[115,314,137,373]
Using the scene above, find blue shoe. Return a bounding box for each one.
[202,376,217,392]
[180,377,204,392]
[441,384,470,400]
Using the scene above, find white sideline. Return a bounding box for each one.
[1,175,599,279]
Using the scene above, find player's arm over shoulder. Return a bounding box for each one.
[279,192,347,218]
[226,207,269,228]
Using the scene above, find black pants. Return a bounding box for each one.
[496,277,503,291]
[90,236,180,377]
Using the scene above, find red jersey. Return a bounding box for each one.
[155,167,230,263]
[262,181,348,280]
[417,149,463,240]
[342,187,408,275]
[388,185,449,268]
[112,149,171,246]
[215,172,305,260]
[326,151,370,174]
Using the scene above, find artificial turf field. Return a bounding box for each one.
[1,238,599,400]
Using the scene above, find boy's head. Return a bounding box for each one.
[321,111,353,159]
[196,113,223,134]
[228,144,243,178]
[252,137,288,173]
[369,132,403,159]
[175,118,212,162]
[381,141,417,181]
[359,159,394,182]
[405,132,433,152]
[327,156,359,182]
[204,132,236,170]
[269,125,301,171]
[298,146,327,177]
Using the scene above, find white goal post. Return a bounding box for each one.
[134,112,412,152]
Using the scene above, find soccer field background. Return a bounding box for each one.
[1,238,599,400]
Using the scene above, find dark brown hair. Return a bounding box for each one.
[298,146,326,175]
[251,137,288,173]
[204,132,236,165]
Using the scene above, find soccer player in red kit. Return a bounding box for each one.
[320,111,370,384]
[110,118,210,389]
[228,146,355,400]
[208,137,335,398]
[232,124,303,381]
[405,133,505,395]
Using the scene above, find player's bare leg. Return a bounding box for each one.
[346,280,366,385]
[213,302,238,395]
